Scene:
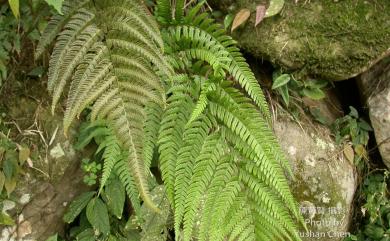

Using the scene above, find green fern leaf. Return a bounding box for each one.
[39,0,172,212]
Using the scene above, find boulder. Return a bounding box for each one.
[274,116,357,241]
[209,0,390,81]
[358,57,390,168]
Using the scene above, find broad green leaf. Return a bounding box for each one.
[44,0,64,14]
[272,74,290,89]
[358,120,373,132]
[0,212,15,225]
[63,191,95,223]
[45,234,58,241]
[8,0,19,18]
[86,198,110,235]
[224,14,234,29]
[279,84,289,106]
[265,0,284,18]
[349,106,359,118]
[3,154,18,179]
[103,177,125,219]
[302,88,325,100]
[231,9,250,32]
[306,79,328,88]
[4,177,16,196]
[76,228,95,241]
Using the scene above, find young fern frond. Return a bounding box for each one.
[37,0,173,212]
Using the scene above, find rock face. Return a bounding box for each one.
[358,58,390,168]
[209,0,390,81]
[0,83,92,241]
[274,117,357,241]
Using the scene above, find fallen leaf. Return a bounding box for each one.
[231,9,251,32]
[255,5,266,26]
[343,144,354,164]
[265,0,285,18]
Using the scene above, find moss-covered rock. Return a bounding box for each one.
[209,0,390,81]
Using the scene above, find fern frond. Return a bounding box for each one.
[158,82,195,203]
[39,0,171,212]
[181,132,227,240]
[165,7,271,121]
[115,152,142,215]
[156,0,172,24]
[159,6,304,240]
[140,104,160,172]
[35,0,91,59]
[98,129,122,194]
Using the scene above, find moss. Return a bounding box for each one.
[211,0,390,80]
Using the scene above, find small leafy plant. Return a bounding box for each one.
[272,70,328,106]
[345,171,390,241]
[81,158,102,186]
[0,130,30,225]
[332,106,372,168]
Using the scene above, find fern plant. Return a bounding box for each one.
[36,0,173,211]
[37,0,305,240]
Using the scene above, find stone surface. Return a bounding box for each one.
[358,57,390,168]
[274,117,357,241]
[0,82,93,241]
[209,0,390,81]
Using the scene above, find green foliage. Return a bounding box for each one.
[0,0,55,88]
[36,0,171,212]
[8,0,63,18]
[344,171,390,241]
[332,106,372,168]
[0,114,33,225]
[63,191,96,223]
[86,197,111,235]
[81,158,102,186]
[272,70,328,106]
[64,181,170,240]
[41,0,303,240]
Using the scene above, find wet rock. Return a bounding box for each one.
[274,117,357,241]
[358,57,390,168]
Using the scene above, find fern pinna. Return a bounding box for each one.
[37,0,304,240]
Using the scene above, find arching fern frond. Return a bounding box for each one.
[156,2,304,240]
[37,0,173,212]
